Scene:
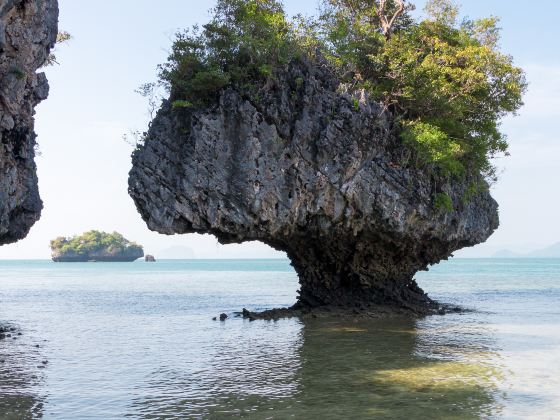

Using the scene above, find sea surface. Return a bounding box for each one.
[0,258,559,419]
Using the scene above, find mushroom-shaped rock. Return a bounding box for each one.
[129,59,498,313]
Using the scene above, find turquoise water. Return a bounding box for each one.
[0,258,559,419]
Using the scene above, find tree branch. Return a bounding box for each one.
[375,0,409,40]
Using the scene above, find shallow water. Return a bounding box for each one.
[0,258,559,419]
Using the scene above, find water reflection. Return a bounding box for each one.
[0,323,46,419]
[126,318,303,418]
[129,315,503,419]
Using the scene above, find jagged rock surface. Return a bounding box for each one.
[0,0,58,245]
[129,59,499,312]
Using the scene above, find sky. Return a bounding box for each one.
[0,0,559,259]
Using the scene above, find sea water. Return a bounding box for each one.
[0,258,559,419]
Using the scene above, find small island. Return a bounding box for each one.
[50,231,144,262]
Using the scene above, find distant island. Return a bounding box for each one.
[493,242,560,258]
[50,231,144,262]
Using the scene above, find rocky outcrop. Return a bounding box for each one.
[129,58,498,313]
[0,0,58,245]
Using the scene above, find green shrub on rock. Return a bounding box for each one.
[321,0,526,181]
[434,192,454,213]
[158,0,301,107]
[157,0,526,182]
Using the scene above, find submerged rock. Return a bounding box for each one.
[0,0,58,245]
[129,58,498,313]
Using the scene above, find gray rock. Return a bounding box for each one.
[0,0,58,245]
[129,58,498,312]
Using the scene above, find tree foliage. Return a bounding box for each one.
[159,0,526,181]
[159,0,301,107]
[50,231,143,256]
[321,0,526,180]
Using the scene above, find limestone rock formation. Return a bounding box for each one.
[0,0,58,245]
[129,59,499,312]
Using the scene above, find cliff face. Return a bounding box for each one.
[129,59,498,312]
[0,0,58,245]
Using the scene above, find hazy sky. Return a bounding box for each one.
[0,0,558,259]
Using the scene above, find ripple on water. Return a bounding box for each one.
[0,259,559,418]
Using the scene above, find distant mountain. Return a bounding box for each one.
[157,246,195,259]
[492,249,521,258]
[528,242,560,258]
[492,242,560,258]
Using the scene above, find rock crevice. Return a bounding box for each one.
[129,59,498,312]
[0,0,58,245]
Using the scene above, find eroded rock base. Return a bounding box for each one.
[283,243,440,315]
[239,301,464,321]
[296,277,435,313]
